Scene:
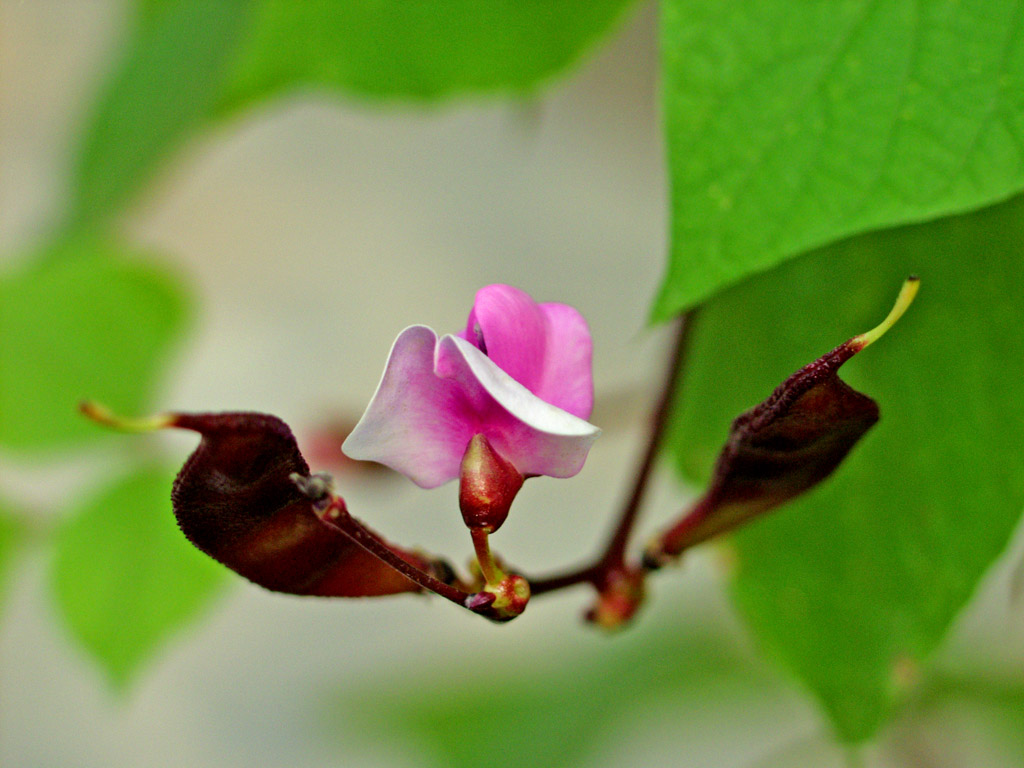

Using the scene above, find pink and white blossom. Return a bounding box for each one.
[343,285,600,488]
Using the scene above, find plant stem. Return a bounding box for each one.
[470,527,507,586]
[317,495,473,608]
[526,564,600,595]
[530,311,697,595]
[642,492,719,567]
[598,310,696,571]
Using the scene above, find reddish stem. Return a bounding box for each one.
[598,312,695,570]
[530,311,696,595]
[317,496,473,606]
[526,564,600,595]
[643,492,718,568]
[291,477,504,620]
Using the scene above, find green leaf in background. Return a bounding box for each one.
[216,0,638,107]
[654,0,1024,319]
[52,467,225,688]
[0,237,189,451]
[0,502,28,618]
[68,0,251,225]
[666,193,1024,740]
[68,0,636,226]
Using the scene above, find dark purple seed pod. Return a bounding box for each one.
[167,411,431,597]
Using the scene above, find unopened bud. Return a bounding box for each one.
[468,573,531,622]
[459,434,524,532]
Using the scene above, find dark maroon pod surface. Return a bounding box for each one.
[649,278,919,561]
[660,343,877,555]
[170,412,427,597]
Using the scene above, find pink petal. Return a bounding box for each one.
[435,336,600,479]
[343,326,601,488]
[460,285,594,419]
[342,326,476,488]
[536,302,593,419]
[460,284,547,392]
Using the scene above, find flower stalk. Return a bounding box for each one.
[470,527,507,586]
[310,488,468,604]
[528,312,695,620]
[299,475,527,621]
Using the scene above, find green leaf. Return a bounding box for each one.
[654,0,1024,319]
[0,236,189,452]
[52,467,226,688]
[666,193,1024,740]
[68,0,251,225]
[215,0,638,107]
[68,0,636,226]
[0,503,28,618]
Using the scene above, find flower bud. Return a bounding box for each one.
[459,434,524,532]
[486,573,531,621]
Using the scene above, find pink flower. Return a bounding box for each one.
[343,285,600,488]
